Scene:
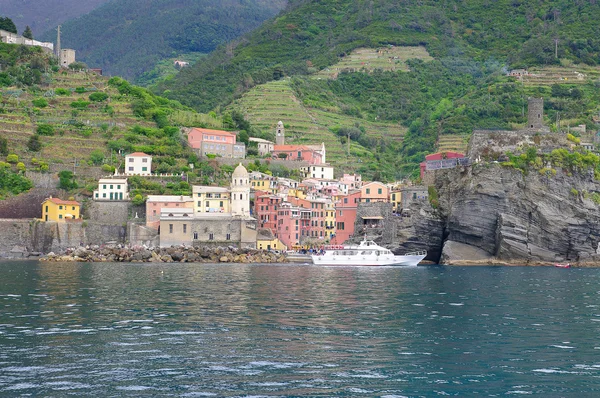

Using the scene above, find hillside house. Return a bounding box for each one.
[188,127,245,158]
[125,152,152,176]
[249,137,274,156]
[94,178,129,201]
[41,197,81,222]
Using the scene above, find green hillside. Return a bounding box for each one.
[39,0,286,81]
[157,0,600,178]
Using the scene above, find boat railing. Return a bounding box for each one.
[406,250,427,256]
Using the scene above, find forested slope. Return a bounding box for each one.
[39,0,287,81]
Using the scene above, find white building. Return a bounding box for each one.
[93,178,129,201]
[231,163,251,216]
[125,152,152,176]
[249,137,274,156]
[301,164,334,180]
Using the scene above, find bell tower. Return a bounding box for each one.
[276,121,285,146]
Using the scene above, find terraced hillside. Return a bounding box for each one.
[315,46,433,79]
[230,78,406,169]
[520,65,600,87]
[0,70,155,169]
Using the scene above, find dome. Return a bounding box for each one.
[232,163,249,179]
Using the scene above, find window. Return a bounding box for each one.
[117,185,120,189]
[344,198,348,204]
[338,222,345,230]
[128,167,134,171]
[59,214,63,219]
[103,193,106,198]
[413,193,417,199]
[142,158,148,163]
[128,158,133,162]
[209,233,214,240]
[226,233,231,240]
[153,210,156,215]
[366,188,370,194]
[45,205,48,212]
[193,232,198,239]
[110,185,113,189]
[59,205,63,210]
[103,185,106,189]
[220,201,224,207]
[183,224,187,233]
[169,224,173,233]
[72,207,75,211]
[142,167,147,171]
[378,188,382,194]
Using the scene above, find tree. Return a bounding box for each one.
[22,26,33,39]
[238,130,249,145]
[0,17,17,34]
[89,149,105,165]
[27,135,42,152]
[58,170,77,190]
[132,194,145,205]
[0,137,7,156]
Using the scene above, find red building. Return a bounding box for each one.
[419,152,465,179]
[271,145,323,164]
[254,192,281,235]
[332,189,361,244]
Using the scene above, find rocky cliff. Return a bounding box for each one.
[434,163,600,265]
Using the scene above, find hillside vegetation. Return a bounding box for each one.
[39,0,287,81]
[157,0,600,178]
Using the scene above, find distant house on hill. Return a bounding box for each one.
[0,29,54,52]
[125,152,152,176]
[41,197,81,222]
[174,60,189,68]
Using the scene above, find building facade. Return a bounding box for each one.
[187,128,246,158]
[146,195,194,230]
[94,178,129,201]
[125,152,152,176]
[41,197,81,222]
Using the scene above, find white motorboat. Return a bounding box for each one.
[311,238,427,266]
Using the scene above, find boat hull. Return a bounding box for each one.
[311,253,426,266]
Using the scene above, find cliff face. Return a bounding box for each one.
[435,164,600,264]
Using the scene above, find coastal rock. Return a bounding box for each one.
[440,240,494,265]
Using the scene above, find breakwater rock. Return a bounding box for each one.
[41,245,288,263]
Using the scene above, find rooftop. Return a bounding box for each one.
[126,152,151,157]
[147,195,194,202]
[44,197,80,206]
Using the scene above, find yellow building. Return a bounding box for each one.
[390,190,402,213]
[192,186,231,214]
[41,197,81,222]
[250,172,277,194]
[257,228,287,251]
[325,201,336,239]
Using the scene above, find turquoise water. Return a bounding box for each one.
[1,261,600,396]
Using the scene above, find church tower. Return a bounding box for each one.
[527,97,544,130]
[231,163,250,217]
[276,121,285,146]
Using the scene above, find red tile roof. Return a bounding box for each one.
[190,127,236,136]
[44,197,80,206]
[273,145,312,151]
[126,152,150,157]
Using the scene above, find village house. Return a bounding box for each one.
[401,186,428,211]
[93,178,129,201]
[390,190,402,213]
[249,137,274,156]
[332,189,361,244]
[257,228,287,251]
[193,186,231,214]
[125,152,153,176]
[271,145,323,164]
[360,181,389,203]
[300,164,334,180]
[187,127,245,159]
[146,195,194,230]
[159,208,194,247]
[419,151,465,179]
[41,197,81,222]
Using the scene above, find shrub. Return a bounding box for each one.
[89,149,104,165]
[75,87,86,94]
[58,170,77,190]
[132,194,145,206]
[36,124,54,136]
[16,162,25,172]
[55,88,70,96]
[101,164,115,173]
[89,92,108,102]
[70,100,90,109]
[567,133,581,144]
[27,135,42,152]
[32,98,48,108]
[571,188,579,197]
[0,136,8,156]
[6,154,18,164]
[428,185,439,208]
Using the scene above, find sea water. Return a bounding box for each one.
[1,261,599,396]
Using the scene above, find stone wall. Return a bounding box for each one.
[468,129,565,159]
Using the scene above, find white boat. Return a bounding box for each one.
[311,238,427,266]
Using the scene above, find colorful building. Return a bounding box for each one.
[301,164,334,180]
[419,151,465,179]
[257,228,287,251]
[146,195,194,230]
[192,186,230,215]
[271,145,323,164]
[332,189,361,244]
[390,190,402,213]
[187,127,245,159]
[41,197,81,222]
[360,181,389,203]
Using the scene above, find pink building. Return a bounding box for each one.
[271,145,323,164]
[254,192,281,234]
[419,152,465,179]
[332,189,361,244]
[146,195,194,230]
[187,127,245,158]
[360,181,389,203]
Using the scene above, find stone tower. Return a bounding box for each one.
[231,163,250,217]
[276,121,285,146]
[527,97,544,129]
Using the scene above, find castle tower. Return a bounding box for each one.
[527,97,544,129]
[55,25,61,59]
[276,121,285,146]
[231,163,250,216]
